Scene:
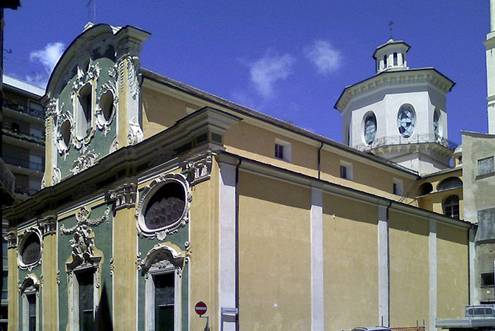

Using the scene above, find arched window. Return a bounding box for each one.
[437,177,463,191]
[76,83,92,139]
[418,182,433,196]
[20,276,40,331]
[443,195,460,219]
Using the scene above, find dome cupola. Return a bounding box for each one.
[373,39,410,73]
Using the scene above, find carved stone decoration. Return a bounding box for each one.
[4,231,17,249]
[70,147,99,175]
[181,152,213,185]
[38,216,57,236]
[67,224,95,269]
[137,242,187,277]
[109,138,119,153]
[127,123,144,146]
[19,274,40,293]
[45,98,58,120]
[136,173,192,240]
[60,205,111,235]
[109,258,115,277]
[125,55,140,100]
[52,167,61,185]
[106,183,137,211]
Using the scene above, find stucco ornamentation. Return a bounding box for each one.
[181,152,213,185]
[38,215,57,236]
[60,206,111,235]
[18,274,40,293]
[4,231,17,249]
[45,98,58,120]
[17,228,43,271]
[106,183,137,211]
[52,167,61,185]
[136,173,191,240]
[70,147,99,175]
[127,123,144,146]
[137,242,186,277]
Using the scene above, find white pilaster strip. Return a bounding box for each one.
[378,205,389,327]
[218,162,237,331]
[311,187,324,331]
[469,227,477,304]
[429,219,437,331]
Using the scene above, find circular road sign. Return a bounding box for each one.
[195,301,207,316]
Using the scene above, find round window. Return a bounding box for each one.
[363,112,377,145]
[144,181,186,231]
[20,233,41,266]
[100,91,114,122]
[433,109,441,138]
[397,104,416,138]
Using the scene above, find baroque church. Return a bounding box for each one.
[5,3,495,331]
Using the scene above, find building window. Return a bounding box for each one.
[20,276,39,331]
[393,178,404,196]
[481,272,495,287]
[142,244,184,331]
[274,139,292,162]
[393,52,398,66]
[76,83,92,139]
[383,55,387,68]
[437,177,463,191]
[443,195,460,219]
[339,161,353,180]
[77,269,95,331]
[478,156,494,177]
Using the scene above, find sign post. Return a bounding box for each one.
[195,301,209,331]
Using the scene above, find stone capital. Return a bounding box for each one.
[106,183,137,211]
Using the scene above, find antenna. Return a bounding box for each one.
[388,21,394,39]
[86,0,96,22]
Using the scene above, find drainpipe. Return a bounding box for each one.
[234,158,241,331]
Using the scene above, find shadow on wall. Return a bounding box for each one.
[95,283,113,330]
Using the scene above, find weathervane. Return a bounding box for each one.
[388,21,394,39]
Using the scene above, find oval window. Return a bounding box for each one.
[100,91,114,122]
[397,104,416,138]
[363,112,377,145]
[60,119,71,148]
[144,181,186,231]
[20,233,41,266]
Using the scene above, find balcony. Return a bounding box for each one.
[355,134,458,152]
[3,155,44,172]
[1,126,44,145]
[3,101,44,119]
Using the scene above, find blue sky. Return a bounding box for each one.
[4,0,490,144]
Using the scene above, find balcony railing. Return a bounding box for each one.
[3,101,44,119]
[3,156,44,172]
[355,134,458,152]
[2,127,45,145]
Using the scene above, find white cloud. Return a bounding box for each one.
[304,40,342,75]
[249,52,295,98]
[27,42,65,87]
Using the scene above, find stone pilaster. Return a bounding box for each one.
[42,98,58,187]
[5,231,18,331]
[39,216,58,331]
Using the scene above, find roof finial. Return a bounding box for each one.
[388,21,394,40]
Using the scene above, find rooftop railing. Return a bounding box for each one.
[2,126,45,145]
[355,134,458,152]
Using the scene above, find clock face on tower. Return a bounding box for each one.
[397,104,416,138]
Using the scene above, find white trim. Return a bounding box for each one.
[218,162,237,331]
[378,205,389,327]
[429,219,437,331]
[393,178,404,196]
[144,267,182,331]
[68,266,98,331]
[21,286,40,331]
[274,138,292,162]
[469,228,477,304]
[310,187,324,331]
[339,160,353,180]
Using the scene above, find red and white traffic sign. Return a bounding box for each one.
[195,301,207,316]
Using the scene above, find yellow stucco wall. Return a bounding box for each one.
[42,233,57,331]
[189,161,219,330]
[389,210,429,328]
[141,87,198,139]
[323,193,379,330]
[238,171,311,330]
[224,121,318,178]
[437,224,468,319]
[7,248,19,331]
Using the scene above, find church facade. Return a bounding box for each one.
[3,18,477,331]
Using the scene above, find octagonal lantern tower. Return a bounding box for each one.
[335,39,456,175]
